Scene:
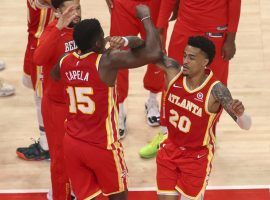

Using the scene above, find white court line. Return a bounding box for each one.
[0,185,269,193]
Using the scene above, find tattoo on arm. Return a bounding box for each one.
[211,82,237,121]
[125,36,145,49]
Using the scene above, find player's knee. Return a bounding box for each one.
[22,74,33,89]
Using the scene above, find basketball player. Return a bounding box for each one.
[106,0,167,138]
[52,5,162,200]
[16,0,54,161]
[33,1,81,199]
[140,0,242,158]
[155,36,251,200]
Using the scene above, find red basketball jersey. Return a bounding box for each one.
[165,69,221,148]
[60,52,119,149]
[34,20,77,102]
[27,0,54,38]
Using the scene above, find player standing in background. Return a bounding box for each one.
[140,0,242,159]
[105,0,167,138]
[16,0,54,161]
[156,36,251,200]
[33,0,81,199]
[53,5,162,200]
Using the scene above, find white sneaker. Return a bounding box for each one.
[0,80,15,97]
[0,60,5,71]
[145,98,160,126]
[119,112,127,139]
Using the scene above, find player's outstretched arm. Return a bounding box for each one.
[211,82,251,130]
[107,36,145,50]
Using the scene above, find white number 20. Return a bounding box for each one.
[66,86,95,114]
[169,109,191,133]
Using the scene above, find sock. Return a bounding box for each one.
[34,93,49,151]
[160,126,168,135]
[149,92,157,101]
[119,102,125,116]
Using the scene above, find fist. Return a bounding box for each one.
[136,5,150,20]
[108,36,125,49]
[230,99,245,117]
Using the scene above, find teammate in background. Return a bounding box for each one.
[155,36,251,200]
[140,0,242,158]
[52,5,162,200]
[33,0,81,199]
[105,0,167,138]
[16,0,54,161]
[0,60,15,97]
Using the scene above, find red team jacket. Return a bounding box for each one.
[157,0,241,33]
[60,52,119,149]
[33,20,77,102]
[27,0,54,38]
[165,69,221,149]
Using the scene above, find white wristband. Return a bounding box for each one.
[236,113,252,130]
[141,16,151,22]
[122,37,129,47]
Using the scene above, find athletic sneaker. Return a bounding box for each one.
[139,132,165,159]
[16,139,50,161]
[0,80,15,97]
[145,98,160,126]
[0,60,5,71]
[119,113,127,139]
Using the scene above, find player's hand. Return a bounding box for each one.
[230,99,245,117]
[56,5,77,30]
[222,39,236,60]
[108,36,125,49]
[136,5,150,20]
[105,0,113,14]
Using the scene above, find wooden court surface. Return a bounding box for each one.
[0,0,269,191]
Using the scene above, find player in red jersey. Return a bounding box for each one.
[16,0,54,161]
[52,5,162,200]
[33,0,81,199]
[140,0,242,159]
[106,0,167,138]
[154,36,251,200]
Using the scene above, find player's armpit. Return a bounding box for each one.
[211,82,237,121]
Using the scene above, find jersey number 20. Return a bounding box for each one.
[66,86,95,114]
[169,109,191,133]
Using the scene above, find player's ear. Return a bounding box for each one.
[203,58,209,67]
[54,8,61,18]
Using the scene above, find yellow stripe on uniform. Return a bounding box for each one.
[35,65,43,97]
[106,88,115,149]
[202,113,216,146]
[112,149,125,193]
[35,9,47,38]
[84,190,102,200]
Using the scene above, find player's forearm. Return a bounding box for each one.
[227,0,241,33]
[33,27,62,66]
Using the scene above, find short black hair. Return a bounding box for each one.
[187,36,216,66]
[51,0,72,9]
[73,19,102,52]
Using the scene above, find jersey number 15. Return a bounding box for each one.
[66,86,95,114]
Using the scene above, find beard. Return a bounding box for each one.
[68,16,81,28]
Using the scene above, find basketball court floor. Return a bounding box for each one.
[0,0,270,199]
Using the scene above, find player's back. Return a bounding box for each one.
[60,52,119,149]
[27,0,54,38]
[165,69,221,149]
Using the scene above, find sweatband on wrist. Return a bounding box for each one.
[122,37,129,47]
[236,113,252,130]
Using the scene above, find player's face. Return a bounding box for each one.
[183,45,209,77]
[61,1,82,27]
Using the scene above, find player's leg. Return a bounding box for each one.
[17,36,49,160]
[110,0,140,138]
[93,142,128,200]
[63,134,101,200]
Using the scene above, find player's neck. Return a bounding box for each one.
[186,72,207,90]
